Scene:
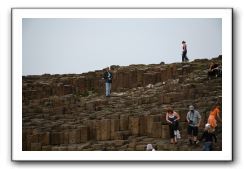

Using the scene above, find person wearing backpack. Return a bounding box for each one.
[103,67,113,97]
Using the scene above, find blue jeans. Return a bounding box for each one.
[105,82,111,96]
[203,142,213,151]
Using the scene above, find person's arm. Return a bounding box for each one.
[186,112,190,123]
[197,112,201,127]
[174,112,180,121]
[103,72,106,79]
[217,111,222,122]
[166,113,172,124]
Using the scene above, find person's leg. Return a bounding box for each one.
[193,127,199,144]
[203,142,211,151]
[169,125,174,143]
[203,142,207,151]
[185,51,188,62]
[108,83,111,95]
[182,51,187,62]
[173,122,178,143]
[105,82,109,96]
[173,130,177,143]
[187,125,193,144]
[209,142,213,151]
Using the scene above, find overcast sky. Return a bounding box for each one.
[22,18,222,75]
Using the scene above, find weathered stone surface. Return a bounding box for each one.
[39,132,50,146]
[151,122,162,138]
[50,132,62,145]
[100,119,111,141]
[119,114,129,131]
[129,116,139,136]
[31,143,42,151]
[68,129,80,144]
[26,134,38,151]
[135,144,146,151]
[79,126,88,143]
[22,56,222,151]
[161,125,169,139]
[110,119,120,140]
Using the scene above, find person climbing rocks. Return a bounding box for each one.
[199,123,217,151]
[208,105,222,131]
[208,61,222,79]
[181,41,189,62]
[102,67,113,97]
[186,105,201,145]
[166,107,181,144]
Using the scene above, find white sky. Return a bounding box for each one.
[23,18,222,75]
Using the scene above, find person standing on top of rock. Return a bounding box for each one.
[186,105,201,145]
[166,107,181,144]
[181,41,189,62]
[102,67,113,97]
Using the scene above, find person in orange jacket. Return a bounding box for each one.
[208,105,222,130]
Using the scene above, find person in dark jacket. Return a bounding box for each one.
[103,67,113,97]
[200,123,217,151]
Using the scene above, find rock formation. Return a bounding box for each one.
[22,56,222,151]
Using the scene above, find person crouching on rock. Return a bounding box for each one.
[102,67,113,97]
[166,107,180,144]
[208,61,221,79]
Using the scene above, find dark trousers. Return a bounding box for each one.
[203,142,213,151]
[169,121,179,138]
[182,51,188,62]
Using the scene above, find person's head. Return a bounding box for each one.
[216,97,222,106]
[204,123,211,131]
[167,107,173,114]
[106,67,110,71]
[182,41,186,44]
[146,144,154,151]
[205,123,214,132]
[189,105,194,112]
[215,105,220,109]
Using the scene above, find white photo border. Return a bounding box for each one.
[12,8,233,161]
